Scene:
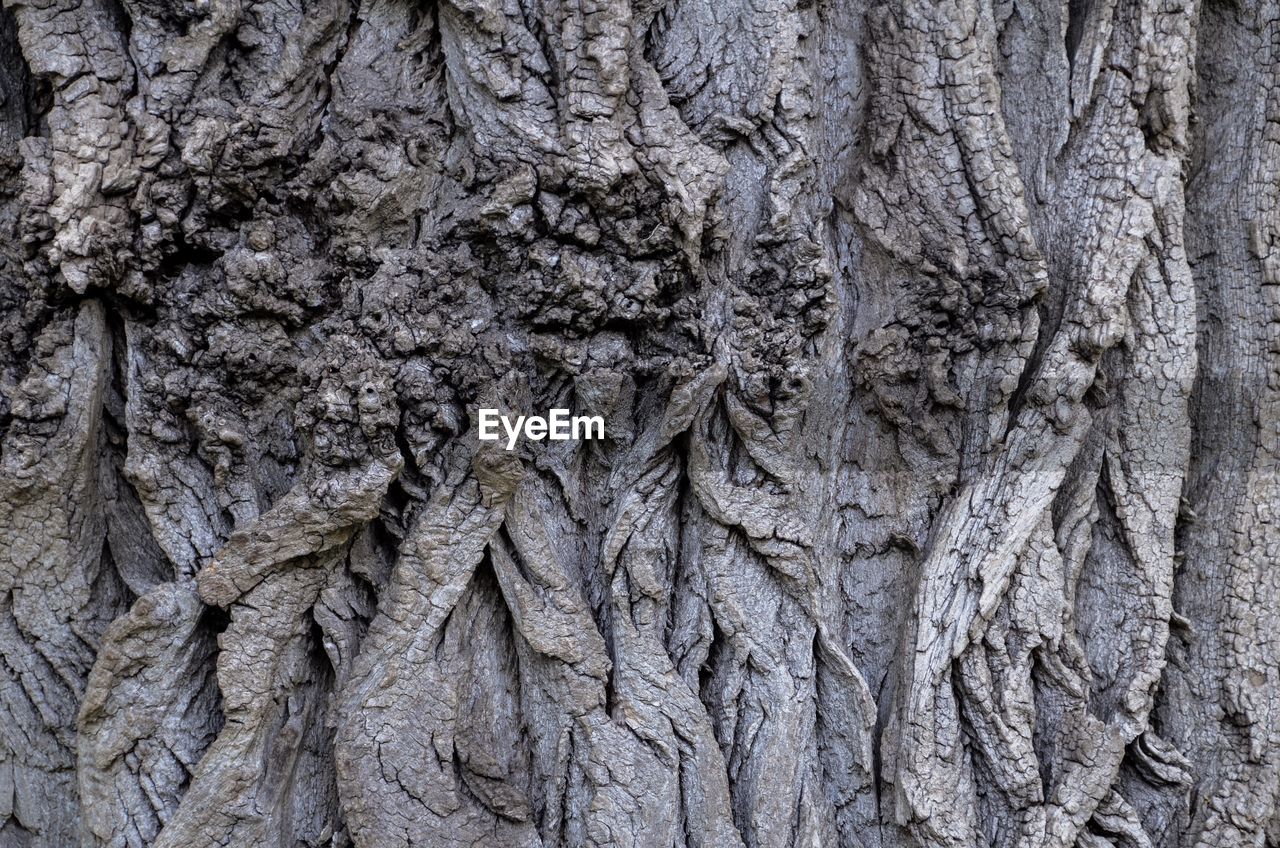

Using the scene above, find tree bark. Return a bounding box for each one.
[0,0,1276,845]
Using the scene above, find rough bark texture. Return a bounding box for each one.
[0,0,1275,845]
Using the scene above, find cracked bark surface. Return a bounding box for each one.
[0,0,1276,845]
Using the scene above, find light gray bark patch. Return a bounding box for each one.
[334,443,530,848]
[76,581,222,848]
[1159,4,1280,846]
[147,557,343,848]
[0,302,126,845]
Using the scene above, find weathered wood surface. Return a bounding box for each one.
[0,0,1276,845]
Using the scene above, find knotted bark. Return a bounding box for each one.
[0,0,1276,846]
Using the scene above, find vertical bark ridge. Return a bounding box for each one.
[1160,3,1280,846]
[858,0,1199,845]
[0,303,123,846]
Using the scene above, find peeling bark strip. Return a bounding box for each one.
[0,0,1275,845]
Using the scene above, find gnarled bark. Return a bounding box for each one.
[0,0,1275,846]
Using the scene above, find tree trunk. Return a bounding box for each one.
[0,0,1276,845]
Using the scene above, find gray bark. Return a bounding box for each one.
[0,0,1275,845]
